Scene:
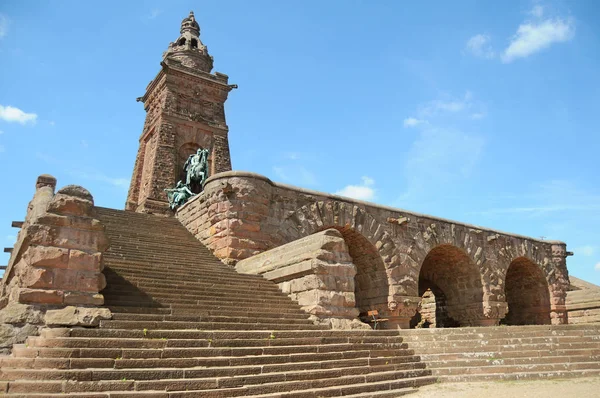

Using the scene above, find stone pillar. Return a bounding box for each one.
[235,229,370,330]
[386,296,420,329]
[550,243,569,325]
[0,176,111,353]
[447,301,508,327]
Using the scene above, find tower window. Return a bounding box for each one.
[178,38,186,46]
[191,39,198,49]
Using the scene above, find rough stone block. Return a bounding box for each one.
[45,306,111,327]
[0,303,44,325]
[17,288,63,305]
[63,292,104,306]
[22,246,69,269]
[68,250,103,272]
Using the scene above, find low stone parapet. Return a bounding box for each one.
[235,228,369,330]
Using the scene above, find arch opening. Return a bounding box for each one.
[178,38,186,46]
[334,227,389,316]
[502,257,551,325]
[411,244,484,328]
[191,38,198,48]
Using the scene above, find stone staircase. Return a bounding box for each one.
[0,207,435,397]
[399,324,600,382]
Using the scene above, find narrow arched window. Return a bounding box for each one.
[191,39,198,49]
[178,38,186,46]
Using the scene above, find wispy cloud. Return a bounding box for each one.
[466,6,575,64]
[147,9,162,20]
[531,5,544,18]
[403,117,427,128]
[0,14,9,39]
[502,11,575,63]
[465,34,495,59]
[272,166,317,186]
[400,127,484,203]
[5,235,16,242]
[595,262,600,272]
[336,176,376,201]
[0,144,5,153]
[68,170,129,190]
[0,105,38,124]
[417,91,480,118]
[471,180,600,217]
[574,245,596,257]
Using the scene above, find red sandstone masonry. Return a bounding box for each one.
[0,175,111,352]
[177,171,570,329]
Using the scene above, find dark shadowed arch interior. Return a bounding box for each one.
[334,227,389,314]
[502,257,551,325]
[412,244,484,327]
[410,279,460,328]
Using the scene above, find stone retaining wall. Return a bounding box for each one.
[235,228,369,329]
[177,171,570,328]
[0,175,111,353]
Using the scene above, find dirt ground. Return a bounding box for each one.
[409,377,600,397]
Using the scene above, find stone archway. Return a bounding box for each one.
[334,226,388,315]
[413,244,485,327]
[502,257,551,325]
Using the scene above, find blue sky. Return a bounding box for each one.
[1,1,599,284]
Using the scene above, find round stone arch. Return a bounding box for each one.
[502,256,551,325]
[277,201,404,322]
[403,225,507,326]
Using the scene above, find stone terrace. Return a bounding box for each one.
[177,171,571,329]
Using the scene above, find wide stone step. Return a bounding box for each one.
[1,374,436,397]
[1,352,422,372]
[102,290,298,305]
[101,301,307,315]
[435,367,600,382]
[106,305,307,317]
[99,320,329,331]
[0,362,430,384]
[422,353,600,368]
[402,335,600,348]
[65,328,400,340]
[408,341,600,355]
[109,309,308,320]
[419,347,600,361]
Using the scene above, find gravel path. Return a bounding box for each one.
[410,377,600,397]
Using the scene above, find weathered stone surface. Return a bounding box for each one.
[45,306,111,327]
[0,303,44,324]
[68,250,103,272]
[125,20,235,215]
[236,229,364,328]
[17,288,64,305]
[47,191,93,217]
[0,323,40,352]
[22,246,69,269]
[179,171,571,328]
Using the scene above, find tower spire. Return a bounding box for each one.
[163,10,213,72]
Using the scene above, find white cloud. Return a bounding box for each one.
[531,5,544,18]
[336,176,376,201]
[595,262,600,272]
[6,235,16,241]
[0,14,9,38]
[0,144,4,153]
[273,165,317,186]
[466,34,495,59]
[81,140,89,148]
[471,112,486,120]
[502,17,575,63]
[403,117,427,128]
[418,91,479,118]
[0,130,4,134]
[69,171,129,190]
[0,105,38,124]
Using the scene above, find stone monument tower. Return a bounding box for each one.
[126,11,235,214]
